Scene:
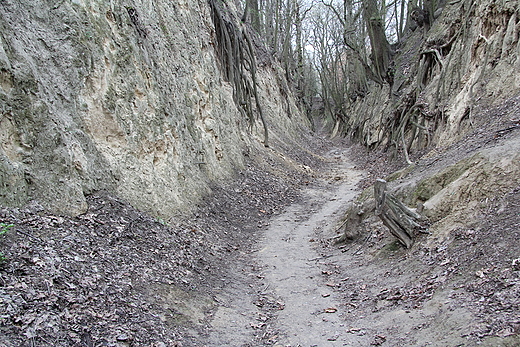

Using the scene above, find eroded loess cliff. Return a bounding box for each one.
[0,0,308,217]
[338,0,520,254]
[342,0,520,151]
[334,2,520,343]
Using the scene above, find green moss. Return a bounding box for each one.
[412,154,481,203]
[376,240,404,258]
[160,23,168,34]
[103,85,118,113]
[385,240,402,251]
[385,164,416,182]
[356,186,374,203]
[115,45,135,70]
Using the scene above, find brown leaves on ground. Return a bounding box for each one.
[0,158,313,346]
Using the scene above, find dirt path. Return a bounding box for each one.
[256,148,362,346]
[205,148,364,346]
[205,137,520,347]
[2,130,517,347]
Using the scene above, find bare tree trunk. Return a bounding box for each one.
[364,0,392,82]
[273,0,281,51]
[246,0,262,32]
[374,179,425,248]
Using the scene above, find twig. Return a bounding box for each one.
[331,218,349,234]
[327,234,343,241]
[260,283,270,294]
[410,119,428,130]
[401,126,413,165]
[421,49,444,67]
[352,229,374,255]
[16,228,43,243]
[479,34,489,44]
[495,125,519,136]
[308,254,333,262]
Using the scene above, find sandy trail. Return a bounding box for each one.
[256,148,363,346]
[205,148,363,346]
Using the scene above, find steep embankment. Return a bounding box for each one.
[330,0,520,345]
[0,2,321,345]
[0,0,309,217]
[0,0,518,346]
[342,0,519,151]
[335,0,520,263]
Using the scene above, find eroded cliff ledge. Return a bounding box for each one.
[340,0,520,153]
[0,0,309,217]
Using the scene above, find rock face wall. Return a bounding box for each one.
[0,0,307,217]
[343,0,520,151]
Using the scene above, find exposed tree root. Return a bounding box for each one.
[208,0,269,147]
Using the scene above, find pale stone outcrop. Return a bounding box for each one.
[0,0,308,217]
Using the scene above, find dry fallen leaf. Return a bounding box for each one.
[496,327,515,337]
[371,334,387,345]
[327,333,340,341]
[512,258,520,271]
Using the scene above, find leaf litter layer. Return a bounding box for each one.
[1,100,519,346]
[0,136,328,347]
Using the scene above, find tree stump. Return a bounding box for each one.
[374,179,424,248]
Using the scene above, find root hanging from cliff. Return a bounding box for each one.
[386,93,432,164]
[208,0,269,147]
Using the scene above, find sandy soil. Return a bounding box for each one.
[252,149,362,346]
[0,116,518,346]
[204,107,519,346]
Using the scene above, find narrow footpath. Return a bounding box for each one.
[205,147,364,346]
[257,148,362,346]
[202,132,520,347]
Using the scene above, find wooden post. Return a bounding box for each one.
[374,179,424,248]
